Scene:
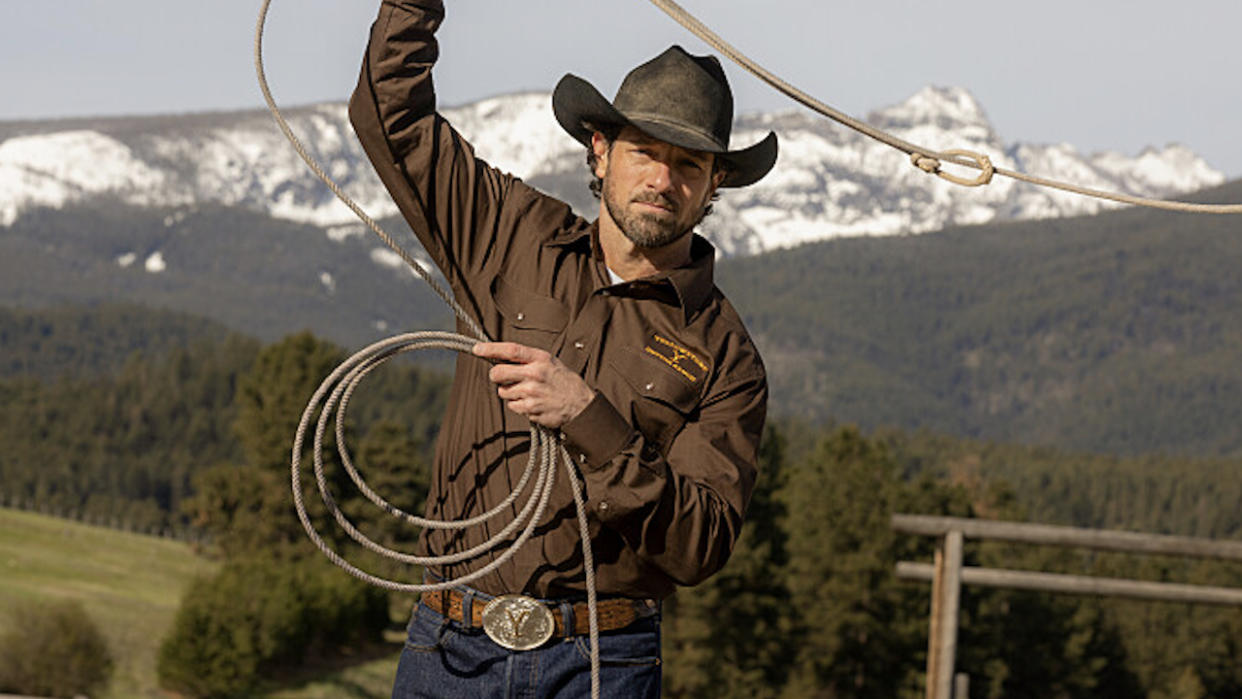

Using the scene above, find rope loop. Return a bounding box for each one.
[911,149,995,187]
[649,0,1242,214]
[254,1,602,695]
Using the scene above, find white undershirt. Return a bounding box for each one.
[606,266,624,285]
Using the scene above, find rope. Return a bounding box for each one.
[253,2,600,696]
[648,0,1242,214]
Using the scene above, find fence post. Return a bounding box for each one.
[954,672,970,698]
[926,529,963,699]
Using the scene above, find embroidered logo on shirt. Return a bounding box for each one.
[644,334,709,383]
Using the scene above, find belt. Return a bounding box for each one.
[421,587,658,638]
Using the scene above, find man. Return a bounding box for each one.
[349,1,777,696]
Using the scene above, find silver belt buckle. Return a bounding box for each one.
[481,594,555,651]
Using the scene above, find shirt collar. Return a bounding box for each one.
[548,222,716,326]
[665,234,716,325]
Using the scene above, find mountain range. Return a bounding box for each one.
[0,86,1227,257]
[3,88,1240,458]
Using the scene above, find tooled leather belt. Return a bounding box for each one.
[421,587,658,649]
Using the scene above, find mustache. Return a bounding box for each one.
[630,192,678,214]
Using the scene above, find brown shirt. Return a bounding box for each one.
[349,0,767,600]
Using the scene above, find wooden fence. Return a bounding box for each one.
[892,513,1242,699]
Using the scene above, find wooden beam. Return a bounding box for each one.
[892,514,1242,561]
[896,562,1242,606]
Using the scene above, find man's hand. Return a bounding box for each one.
[472,342,595,429]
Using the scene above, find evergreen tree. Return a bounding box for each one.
[233,331,347,475]
[664,424,793,698]
[779,426,926,697]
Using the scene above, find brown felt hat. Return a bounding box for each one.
[553,45,778,188]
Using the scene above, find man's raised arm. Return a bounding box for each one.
[349,0,518,300]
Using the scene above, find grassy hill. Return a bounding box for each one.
[0,507,405,698]
[0,507,216,697]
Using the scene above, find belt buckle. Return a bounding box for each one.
[481,594,555,651]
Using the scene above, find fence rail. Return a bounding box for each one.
[893,514,1242,561]
[892,513,1242,699]
[896,561,1242,606]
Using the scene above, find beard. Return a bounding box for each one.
[602,176,707,250]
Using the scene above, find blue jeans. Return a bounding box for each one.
[392,600,662,698]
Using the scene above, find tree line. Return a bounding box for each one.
[3,316,1242,696]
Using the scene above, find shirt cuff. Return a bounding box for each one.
[559,391,634,471]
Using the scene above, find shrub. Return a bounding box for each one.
[157,555,388,698]
[0,598,114,698]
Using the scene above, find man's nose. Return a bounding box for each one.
[646,159,673,192]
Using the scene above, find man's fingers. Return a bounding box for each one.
[496,382,527,401]
[471,341,584,429]
[489,362,536,386]
[472,341,541,364]
[499,394,542,421]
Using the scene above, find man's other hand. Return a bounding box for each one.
[472,342,595,429]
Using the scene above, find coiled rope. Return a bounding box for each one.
[253,2,601,696]
[648,0,1242,214]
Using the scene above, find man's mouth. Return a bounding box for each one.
[631,195,677,215]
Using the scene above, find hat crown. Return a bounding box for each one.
[550,45,777,187]
[612,46,733,151]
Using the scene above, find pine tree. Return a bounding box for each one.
[663,424,793,698]
[779,426,924,697]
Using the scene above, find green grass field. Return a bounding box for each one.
[0,507,217,697]
[0,507,402,698]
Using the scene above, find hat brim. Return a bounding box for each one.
[552,74,777,188]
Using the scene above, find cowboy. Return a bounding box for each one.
[349,1,776,696]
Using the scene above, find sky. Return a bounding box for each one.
[3,0,1241,177]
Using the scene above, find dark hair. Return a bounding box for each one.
[585,125,726,219]
[585,123,623,200]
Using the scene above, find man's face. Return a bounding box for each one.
[595,126,722,249]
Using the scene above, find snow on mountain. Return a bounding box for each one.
[711,86,1226,255]
[0,130,180,226]
[0,86,1226,257]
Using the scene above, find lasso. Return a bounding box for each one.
[253,2,603,696]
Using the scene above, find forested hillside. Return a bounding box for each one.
[0,310,449,534]
[5,181,1241,458]
[2,307,1240,696]
[1,201,453,345]
[720,178,1242,457]
[0,303,236,380]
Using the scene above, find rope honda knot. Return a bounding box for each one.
[911,149,995,187]
[911,152,940,175]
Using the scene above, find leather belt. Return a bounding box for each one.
[421,588,657,638]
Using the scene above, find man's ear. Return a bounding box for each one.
[708,162,727,196]
[591,131,610,180]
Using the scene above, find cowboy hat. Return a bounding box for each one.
[552,45,778,188]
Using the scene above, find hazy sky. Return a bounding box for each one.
[4,1,1241,176]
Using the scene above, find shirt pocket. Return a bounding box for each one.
[608,347,705,453]
[490,274,569,350]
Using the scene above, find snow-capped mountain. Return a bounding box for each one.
[0,87,1226,257]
